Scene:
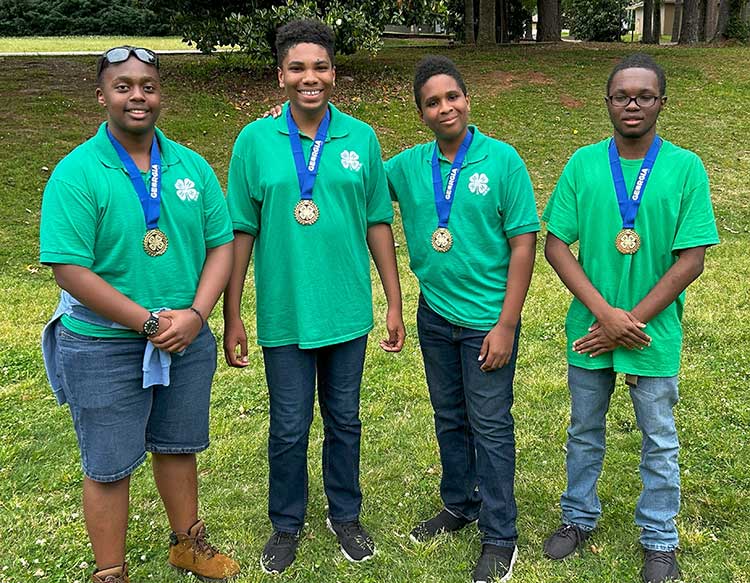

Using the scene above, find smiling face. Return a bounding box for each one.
[96,56,161,140]
[606,67,665,141]
[417,73,470,144]
[278,42,335,119]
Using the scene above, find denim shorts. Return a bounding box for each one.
[55,322,217,483]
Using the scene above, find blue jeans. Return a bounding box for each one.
[561,365,680,551]
[417,296,519,547]
[262,335,368,533]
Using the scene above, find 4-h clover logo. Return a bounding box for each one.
[340,150,361,171]
[468,172,489,195]
[175,178,199,201]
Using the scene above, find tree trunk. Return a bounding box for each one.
[679,0,701,43]
[524,13,533,40]
[672,0,683,40]
[465,0,476,43]
[698,0,707,40]
[642,0,655,42]
[653,0,662,41]
[477,0,496,44]
[704,0,719,38]
[714,0,730,39]
[537,0,560,41]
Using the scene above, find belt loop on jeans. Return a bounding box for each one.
[625,374,639,388]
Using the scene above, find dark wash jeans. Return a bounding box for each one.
[261,335,368,533]
[417,295,519,547]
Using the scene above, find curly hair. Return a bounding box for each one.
[413,55,468,110]
[275,19,335,66]
[607,53,667,96]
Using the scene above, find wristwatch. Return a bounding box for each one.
[142,312,160,336]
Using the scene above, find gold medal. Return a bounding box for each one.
[431,227,453,252]
[143,228,168,257]
[294,200,319,225]
[615,228,640,254]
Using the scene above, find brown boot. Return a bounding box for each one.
[168,519,240,582]
[92,563,129,583]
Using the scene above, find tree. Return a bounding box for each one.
[653,0,662,42]
[465,0,475,42]
[642,0,655,43]
[714,0,750,41]
[537,0,560,41]
[679,0,702,43]
[567,0,624,41]
[477,0,496,44]
[671,0,682,40]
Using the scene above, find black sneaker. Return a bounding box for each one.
[472,544,518,583]
[542,524,592,560]
[259,531,300,574]
[326,518,375,562]
[642,549,680,583]
[409,508,475,543]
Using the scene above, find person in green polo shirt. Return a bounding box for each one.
[39,47,239,582]
[385,55,539,583]
[541,53,719,583]
[223,20,405,574]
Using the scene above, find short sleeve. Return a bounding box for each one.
[226,129,262,237]
[199,160,234,248]
[542,155,579,245]
[501,154,540,239]
[672,157,719,251]
[365,129,393,226]
[384,155,401,203]
[39,173,97,267]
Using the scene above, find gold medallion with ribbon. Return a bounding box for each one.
[294,200,319,226]
[431,227,453,252]
[143,228,168,257]
[615,228,640,254]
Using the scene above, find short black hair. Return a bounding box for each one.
[275,19,335,66]
[607,53,666,96]
[413,55,468,110]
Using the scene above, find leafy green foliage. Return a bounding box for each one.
[568,0,625,41]
[0,0,173,36]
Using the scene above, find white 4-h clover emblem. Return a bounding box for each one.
[175,178,199,201]
[468,172,489,195]
[340,150,361,171]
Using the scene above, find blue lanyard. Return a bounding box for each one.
[608,135,662,229]
[432,130,474,228]
[106,127,162,230]
[287,107,331,200]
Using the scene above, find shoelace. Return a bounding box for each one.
[338,522,373,549]
[557,524,586,545]
[192,528,219,559]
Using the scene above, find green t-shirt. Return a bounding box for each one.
[226,103,393,349]
[40,123,234,337]
[385,127,540,330]
[542,138,719,376]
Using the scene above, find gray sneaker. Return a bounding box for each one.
[326,518,375,562]
[642,549,680,583]
[542,524,592,560]
[260,531,300,574]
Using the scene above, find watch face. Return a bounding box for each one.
[143,316,159,336]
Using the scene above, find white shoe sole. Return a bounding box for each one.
[326,517,376,563]
[473,546,518,583]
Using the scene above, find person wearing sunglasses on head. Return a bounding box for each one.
[541,53,719,583]
[40,46,240,583]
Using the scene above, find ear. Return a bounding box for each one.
[417,105,424,124]
[332,65,336,87]
[95,87,106,107]
[466,94,471,112]
[277,66,284,88]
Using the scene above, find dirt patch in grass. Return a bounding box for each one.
[476,69,556,94]
[559,94,585,108]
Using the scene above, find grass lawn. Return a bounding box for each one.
[1,42,749,583]
[0,36,196,53]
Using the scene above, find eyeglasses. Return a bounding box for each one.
[606,94,661,108]
[97,46,159,77]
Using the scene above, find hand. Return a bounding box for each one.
[572,323,619,357]
[223,318,249,367]
[478,322,516,372]
[149,309,201,353]
[258,104,283,120]
[596,308,651,349]
[379,307,405,352]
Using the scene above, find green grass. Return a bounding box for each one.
[0,36,197,53]
[1,43,749,583]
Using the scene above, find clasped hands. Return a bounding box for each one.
[573,307,651,358]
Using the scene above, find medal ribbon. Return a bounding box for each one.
[287,106,331,200]
[608,135,662,229]
[432,130,474,228]
[107,127,162,230]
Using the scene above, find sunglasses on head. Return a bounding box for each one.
[98,46,159,77]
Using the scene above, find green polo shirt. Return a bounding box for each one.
[226,103,393,349]
[542,138,719,376]
[386,127,540,330]
[40,122,234,337]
